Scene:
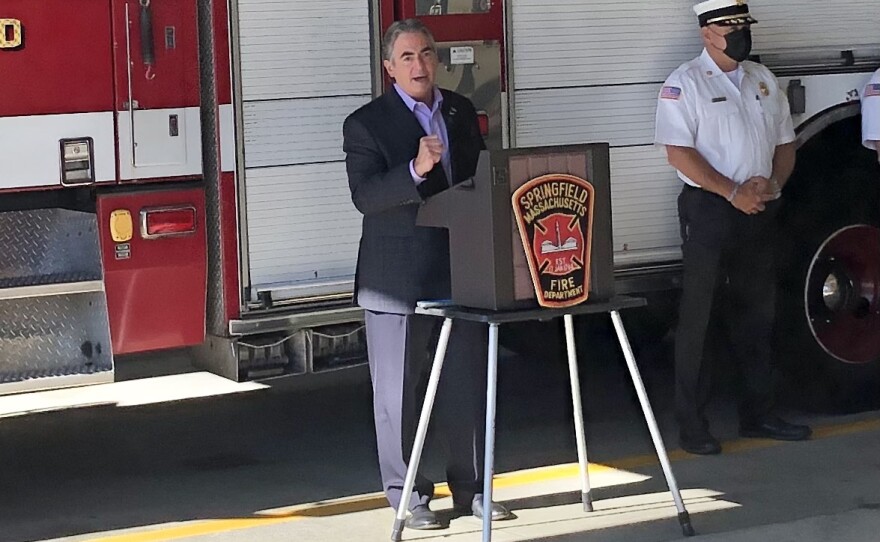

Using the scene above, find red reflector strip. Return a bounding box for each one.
[477,112,490,136]
[142,207,196,238]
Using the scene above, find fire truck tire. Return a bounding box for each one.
[773,117,880,413]
[775,221,880,412]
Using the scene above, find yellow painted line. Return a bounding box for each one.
[609,417,880,470]
[813,417,880,438]
[82,416,880,542]
[254,463,615,519]
[494,462,614,488]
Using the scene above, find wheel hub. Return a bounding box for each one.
[805,225,880,364]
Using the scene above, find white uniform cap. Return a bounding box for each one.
[694,0,758,27]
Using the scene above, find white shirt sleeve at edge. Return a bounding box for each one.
[654,75,697,149]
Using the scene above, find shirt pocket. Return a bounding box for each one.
[757,95,782,136]
[757,94,781,116]
[696,100,741,144]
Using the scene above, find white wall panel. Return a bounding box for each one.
[609,147,682,266]
[511,0,699,89]
[235,0,373,297]
[219,104,235,173]
[752,1,880,52]
[511,0,880,91]
[244,162,361,290]
[242,95,370,168]
[237,1,372,100]
[514,84,660,147]
[0,112,116,189]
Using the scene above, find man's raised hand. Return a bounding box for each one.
[414,135,444,177]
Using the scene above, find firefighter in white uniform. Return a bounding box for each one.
[862,68,880,163]
[655,0,811,456]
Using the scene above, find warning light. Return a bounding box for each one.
[140,206,197,239]
[477,111,490,136]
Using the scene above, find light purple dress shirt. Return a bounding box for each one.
[394,83,452,185]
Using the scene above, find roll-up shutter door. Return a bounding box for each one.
[510,0,880,266]
[236,1,372,300]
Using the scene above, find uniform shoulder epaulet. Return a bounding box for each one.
[670,59,699,83]
[743,60,771,77]
[683,57,709,80]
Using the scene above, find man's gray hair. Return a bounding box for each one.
[382,18,437,61]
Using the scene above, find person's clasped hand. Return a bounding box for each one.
[732,177,777,215]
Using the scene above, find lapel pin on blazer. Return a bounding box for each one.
[446,106,457,130]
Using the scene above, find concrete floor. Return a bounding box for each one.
[0,345,878,542]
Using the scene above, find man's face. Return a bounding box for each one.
[702,23,747,55]
[383,31,438,104]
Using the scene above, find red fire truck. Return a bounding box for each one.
[1,1,879,408]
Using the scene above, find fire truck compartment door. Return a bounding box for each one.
[235,0,372,303]
[114,0,202,181]
[117,108,202,179]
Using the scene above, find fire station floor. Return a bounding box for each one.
[1,344,880,542]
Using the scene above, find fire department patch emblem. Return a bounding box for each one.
[512,174,595,308]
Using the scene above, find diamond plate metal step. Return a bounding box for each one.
[0,209,102,289]
[0,371,113,396]
[0,280,104,301]
[0,272,102,290]
[0,291,114,395]
[0,209,114,394]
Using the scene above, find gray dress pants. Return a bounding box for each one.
[364,310,488,511]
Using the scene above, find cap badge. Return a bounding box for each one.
[758,81,770,96]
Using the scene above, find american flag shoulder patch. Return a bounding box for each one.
[865,83,880,97]
[660,86,682,100]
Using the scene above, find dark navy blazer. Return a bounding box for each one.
[343,89,485,314]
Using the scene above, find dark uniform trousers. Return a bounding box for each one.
[675,185,778,437]
[365,310,488,511]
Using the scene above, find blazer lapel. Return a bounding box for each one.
[440,92,458,184]
[384,90,426,142]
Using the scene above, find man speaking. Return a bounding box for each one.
[343,18,512,529]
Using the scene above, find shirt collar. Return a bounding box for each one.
[699,48,745,83]
[699,48,726,78]
[394,83,443,113]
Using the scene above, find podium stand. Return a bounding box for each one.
[389,298,695,542]
[388,146,693,540]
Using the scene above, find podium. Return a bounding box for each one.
[415,145,615,310]
[390,146,694,542]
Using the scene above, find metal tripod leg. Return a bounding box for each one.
[391,317,454,542]
[610,310,696,537]
[563,314,593,512]
[481,322,500,542]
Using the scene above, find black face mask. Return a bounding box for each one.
[723,27,752,62]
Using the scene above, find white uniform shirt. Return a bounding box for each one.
[862,68,880,151]
[655,49,796,187]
